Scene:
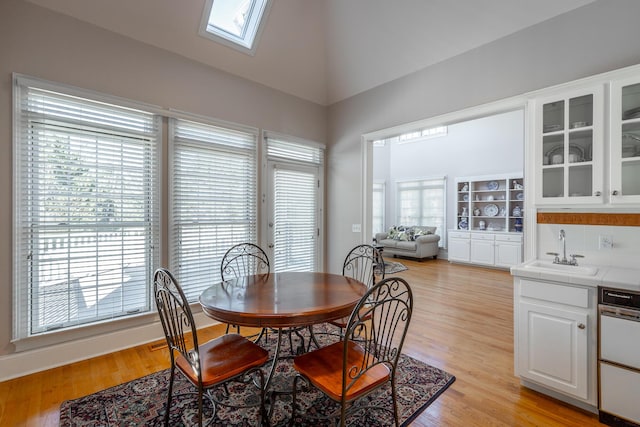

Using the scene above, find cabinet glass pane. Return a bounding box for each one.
[622,159,640,196]
[569,94,593,129]
[543,167,564,198]
[622,83,640,120]
[569,130,592,163]
[568,164,592,197]
[543,134,564,165]
[622,122,640,159]
[543,101,564,133]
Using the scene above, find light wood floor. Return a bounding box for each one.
[0,259,604,426]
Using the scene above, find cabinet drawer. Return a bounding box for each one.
[449,231,470,239]
[471,233,494,241]
[495,233,522,243]
[520,279,590,308]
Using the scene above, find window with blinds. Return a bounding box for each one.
[266,135,323,272]
[372,181,386,236]
[170,118,258,300]
[397,177,446,245]
[13,77,160,338]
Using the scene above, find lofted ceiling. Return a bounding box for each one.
[25,0,595,106]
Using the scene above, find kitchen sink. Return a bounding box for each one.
[524,260,599,276]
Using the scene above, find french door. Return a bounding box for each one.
[267,161,321,271]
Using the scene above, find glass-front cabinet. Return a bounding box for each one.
[534,85,604,205]
[610,76,640,204]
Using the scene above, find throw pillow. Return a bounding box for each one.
[387,226,398,239]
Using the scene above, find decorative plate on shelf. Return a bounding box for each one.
[458,219,468,230]
[516,192,524,200]
[487,181,499,191]
[462,194,469,201]
[483,203,499,217]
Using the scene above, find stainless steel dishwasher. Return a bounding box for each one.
[598,286,640,427]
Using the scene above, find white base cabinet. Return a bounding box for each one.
[470,233,495,265]
[494,234,523,267]
[514,278,597,407]
[448,231,522,269]
[447,231,470,263]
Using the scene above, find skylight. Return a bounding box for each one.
[199,0,272,56]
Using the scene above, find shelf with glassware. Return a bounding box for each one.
[533,84,605,205]
[455,176,525,233]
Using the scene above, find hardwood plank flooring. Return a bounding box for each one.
[0,259,604,426]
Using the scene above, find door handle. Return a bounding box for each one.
[268,244,274,248]
[578,323,586,330]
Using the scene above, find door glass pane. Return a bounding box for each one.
[568,164,592,197]
[622,122,640,159]
[569,129,592,163]
[622,159,640,196]
[273,167,317,272]
[543,134,564,166]
[622,83,640,120]
[569,94,593,129]
[543,100,564,133]
[543,168,564,198]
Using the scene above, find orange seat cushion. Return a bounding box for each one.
[176,333,269,388]
[293,340,390,402]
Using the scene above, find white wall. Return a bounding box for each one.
[373,110,524,239]
[0,0,326,378]
[536,224,640,269]
[327,0,640,273]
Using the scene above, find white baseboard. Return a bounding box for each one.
[0,312,219,382]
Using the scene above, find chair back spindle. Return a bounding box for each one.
[221,243,270,280]
[342,244,385,289]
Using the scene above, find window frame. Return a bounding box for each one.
[12,74,162,343]
[372,180,386,237]
[262,131,325,272]
[199,0,273,56]
[168,114,259,300]
[395,176,447,246]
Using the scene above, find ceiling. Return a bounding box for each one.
[25,0,596,106]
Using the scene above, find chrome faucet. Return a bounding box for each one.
[559,229,568,264]
[546,229,584,266]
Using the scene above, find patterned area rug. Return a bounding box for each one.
[385,260,408,274]
[59,326,454,426]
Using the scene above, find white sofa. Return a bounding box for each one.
[375,226,440,260]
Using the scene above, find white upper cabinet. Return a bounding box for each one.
[610,75,640,204]
[531,65,640,208]
[532,85,604,205]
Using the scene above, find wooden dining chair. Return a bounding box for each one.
[329,244,385,333]
[153,268,269,427]
[342,244,385,288]
[290,277,413,426]
[220,242,270,333]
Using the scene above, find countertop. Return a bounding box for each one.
[511,260,640,292]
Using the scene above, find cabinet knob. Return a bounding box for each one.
[593,191,602,197]
[578,323,586,330]
[611,190,619,196]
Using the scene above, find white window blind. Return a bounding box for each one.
[397,177,446,245]
[13,77,160,338]
[266,135,323,272]
[372,181,386,236]
[170,118,258,300]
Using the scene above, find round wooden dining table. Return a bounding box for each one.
[199,271,367,328]
[199,271,368,392]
